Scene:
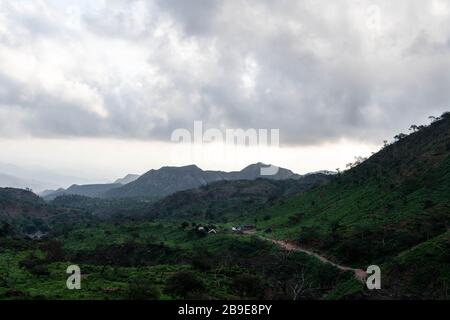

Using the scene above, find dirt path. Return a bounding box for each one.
[249,232,368,282]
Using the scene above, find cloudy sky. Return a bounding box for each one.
[0,0,449,182]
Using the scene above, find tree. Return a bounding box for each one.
[165,271,206,298]
[40,240,65,262]
[409,125,418,132]
[353,156,367,166]
[0,222,13,237]
[181,222,189,229]
[287,268,317,300]
[192,250,214,271]
[232,274,265,298]
[128,279,160,300]
[19,254,49,276]
[394,133,407,141]
[423,199,434,209]
[297,226,319,244]
[329,220,342,242]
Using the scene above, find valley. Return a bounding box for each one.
[0,112,449,300]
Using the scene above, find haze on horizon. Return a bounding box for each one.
[0,0,449,187]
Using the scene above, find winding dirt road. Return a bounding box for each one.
[251,233,368,282]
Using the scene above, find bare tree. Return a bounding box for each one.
[288,268,318,300]
[354,156,367,165]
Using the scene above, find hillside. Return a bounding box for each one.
[327,231,450,300]
[43,183,123,201]
[0,187,98,236]
[381,231,449,299]
[0,187,65,235]
[47,173,327,220]
[49,194,157,219]
[114,174,140,185]
[41,173,141,200]
[149,173,330,221]
[238,113,450,296]
[104,163,303,199]
[0,188,52,220]
[1,115,448,300]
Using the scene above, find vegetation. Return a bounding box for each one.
[0,221,349,299]
[0,112,449,300]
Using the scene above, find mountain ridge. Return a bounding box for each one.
[104,163,302,199]
[114,174,140,185]
[42,163,305,200]
[147,173,331,220]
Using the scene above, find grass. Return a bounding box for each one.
[0,220,353,300]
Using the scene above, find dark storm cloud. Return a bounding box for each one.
[0,0,449,145]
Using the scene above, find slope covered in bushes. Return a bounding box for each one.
[249,113,450,268]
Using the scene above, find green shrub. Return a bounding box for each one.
[192,251,215,271]
[19,254,50,275]
[39,240,65,262]
[232,273,265,298]
[165,271,206,298]
[128,279,160,300]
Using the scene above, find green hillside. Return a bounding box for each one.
[149,174,331,222]
[1,113,449,300]
[0,221,352,300]
[222,113,450,299]
[0,188,59,235]
[327,231,449,299]
[245,113,450,268]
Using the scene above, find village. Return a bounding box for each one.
[191,223,273,237]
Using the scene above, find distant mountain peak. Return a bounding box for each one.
[242,162,270,169]
[114,174,140,185]
[234,163,300,181]
[161,164,201,170]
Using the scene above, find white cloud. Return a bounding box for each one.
[0,0,448,146]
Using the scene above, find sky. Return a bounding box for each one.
[0,0,449,183]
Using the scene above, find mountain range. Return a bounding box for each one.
[42,163,306,200]
[0,111,449,299]
[149,172,331,221]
